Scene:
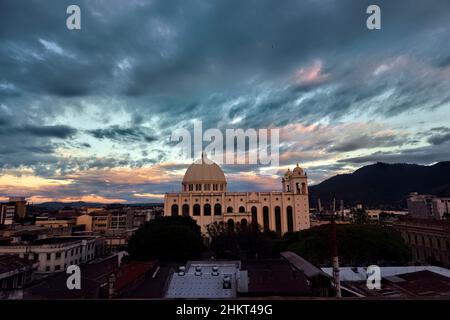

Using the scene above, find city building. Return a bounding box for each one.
[0,224,74,244]
[35,216,77,229]
[0,204,15,225]
[8,197,27,220]
[321,266,450,298]
[164,154,310,235]
[407,192,450,220]
[77,211,111,233]
[165,261,245,299]
[0,255,38,299]
[391,219,450,267]
[109,209,134,231]
[165,253,329,299]
[23,253,122,299]
[0,236,105,275]
[366,209,408,222]
[132,207,162,227]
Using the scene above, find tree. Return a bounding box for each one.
[207,221,280,260]
[288,224,410,266]
[127,216,203,262]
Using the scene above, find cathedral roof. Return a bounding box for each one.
[182,153,226,184]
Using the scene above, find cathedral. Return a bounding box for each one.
[164,154,310,235]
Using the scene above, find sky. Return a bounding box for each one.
[1,0,450,203]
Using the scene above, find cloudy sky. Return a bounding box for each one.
[1,0,450,203]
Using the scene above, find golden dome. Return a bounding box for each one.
[182,153,226,184]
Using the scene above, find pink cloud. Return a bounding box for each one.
[294,60,329,85]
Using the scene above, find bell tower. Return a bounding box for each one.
[289,163,308,195]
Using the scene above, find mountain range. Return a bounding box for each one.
[308,161,450,209]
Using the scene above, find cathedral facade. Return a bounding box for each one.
[164,154,310,235]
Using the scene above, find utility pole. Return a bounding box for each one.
[330,215,341,298]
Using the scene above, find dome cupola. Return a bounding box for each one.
[182,153,227,193]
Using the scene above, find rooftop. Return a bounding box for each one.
[242,260,309,296]
[0,255,36,275]
[165,261,241,299]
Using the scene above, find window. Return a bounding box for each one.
[204,204,211,216]
[239,206,245,213]
[46,253,51,260]
[182,204,189,216]
[214,204,222,216]
[287,206,294,233]
[56,252,61,259]
[195,184,201,191]
[263,207,270,231]
[251,207,257,224]
[189,184,193,191]
[45,266,50,272]
[227,206,233,213]
[193,204,201,216]
[55,265,61,271]
[275,206,282,235]
[171,204,179,216]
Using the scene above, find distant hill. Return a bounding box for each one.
[309,161,450,209]
[32,201,163,210]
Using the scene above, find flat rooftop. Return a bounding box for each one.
[31,236,97,245]
[165,261,241,299]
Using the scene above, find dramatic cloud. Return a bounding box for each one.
[1,0,450,202]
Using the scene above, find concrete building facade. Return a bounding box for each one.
[0,236,105,274]
[407,193,450,220]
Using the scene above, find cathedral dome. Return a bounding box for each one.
[293,163,304,175]
[182,153,226,184]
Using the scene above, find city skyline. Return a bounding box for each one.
[1,0,450,203]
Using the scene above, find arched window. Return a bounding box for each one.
[182,204,189,216]
[263,206,270,231]
[287,206,294,233]
[301,183,307,194]
[193,204,200,216]
[251,206,258,224]
[171,204,179,216]
[227,206,233,213]
[239,206,245,213]
[241,218,248,230]
[204,203,211,216]
[214,204,222,216]
[275,206,282,235]
[227,219,235,232]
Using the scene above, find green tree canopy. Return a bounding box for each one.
[287,224,411,266]
[127,216,203,262]
[207,221,282,260]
